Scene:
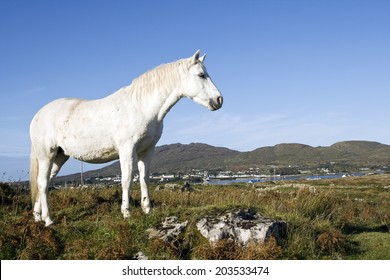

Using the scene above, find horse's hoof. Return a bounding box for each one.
[142,206,151,214]
[122,210,130,218]
[44,219,54,227]
[33,212,42,222]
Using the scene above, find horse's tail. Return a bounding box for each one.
[30,145,39,206]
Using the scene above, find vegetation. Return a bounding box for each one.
[1,175,389,260]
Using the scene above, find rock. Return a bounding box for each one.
[155,183,180,191]
[133,251,148,260]
[164,183,180,190]
[155,183,193,192]
[181,182,193,192]
[196,208,286,246]
[147,216,188,243]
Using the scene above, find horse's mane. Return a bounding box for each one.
[128,58,192,98]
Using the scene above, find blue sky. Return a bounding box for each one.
[1,0,390,180]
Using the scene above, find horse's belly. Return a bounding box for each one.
[62,142,119,164]
[74,150,119,164]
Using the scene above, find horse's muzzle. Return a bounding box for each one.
[211,96,223,111]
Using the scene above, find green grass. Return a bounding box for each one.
[347,231,390,259]
[0,175,389,260]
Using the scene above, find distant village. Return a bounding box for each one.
[70,163,387,187]
[3,162,387,190]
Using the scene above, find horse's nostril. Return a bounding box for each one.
[217,96,223,107]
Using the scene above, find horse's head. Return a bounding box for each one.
[181,50,223,111]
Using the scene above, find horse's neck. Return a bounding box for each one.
[117,85,182,122]
[156,89,182,121]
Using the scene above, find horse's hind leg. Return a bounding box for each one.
[36,158,54,226]
[34,149,67,226]
[50,151,69,180]
[33,195,42,222]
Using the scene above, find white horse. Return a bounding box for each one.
[30,50,223,226]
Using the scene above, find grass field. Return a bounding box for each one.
[1,175,389,260]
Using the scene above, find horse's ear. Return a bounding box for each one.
[192,50,200,64]
[199,53,206,63]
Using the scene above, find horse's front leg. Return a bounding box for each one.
[119,149,136,218]
[137,147,154,214]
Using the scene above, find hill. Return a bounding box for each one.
[152,143,239,172]
[57,140,390,181]
[235,141,390,167]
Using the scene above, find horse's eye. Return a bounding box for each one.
[198,73,206,79]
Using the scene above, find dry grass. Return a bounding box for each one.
[1,175,389,260]
[193,238,283,260]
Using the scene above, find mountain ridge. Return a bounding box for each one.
[56,140,390,182]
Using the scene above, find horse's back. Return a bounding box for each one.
[30,98,85,135]
[32,97,85,119]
